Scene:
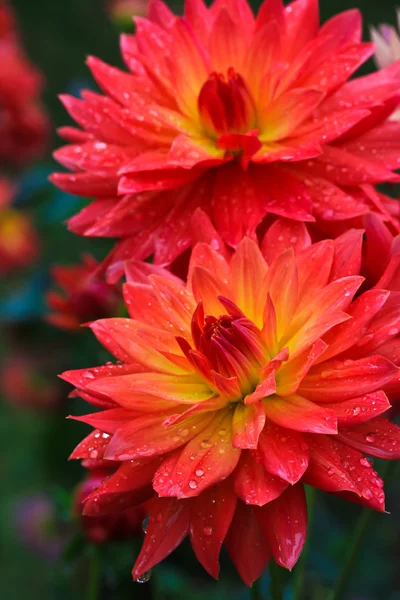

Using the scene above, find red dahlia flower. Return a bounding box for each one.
[46,255,121,330]
[0,1,48,166]
[51,0,400,275]
[62,230,400,584]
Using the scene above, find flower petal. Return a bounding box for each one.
[263,394,337,434]
[82,458,159,516]
[153,410,241,498]
[258,421,309,484]
[189,479,237,579]
[304,435,385,511]
[224,502,272,586]
[232,403,266,449]
[256,484,307,570]
[233,452,288,506]
[132,497,190,580]
[329,391,391,426]
[338,417,400,460]
[299,356,398,403]
[103,411,214,460]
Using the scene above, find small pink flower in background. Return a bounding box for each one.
[46,255,121,331]
[0,1,49,166]
[371,10,400,69]
[0,179,39,275]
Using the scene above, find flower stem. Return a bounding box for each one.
[269,561,284,600]
[328,461,397,600]
[251,578,262,600]
[87,545,101,600]
[293,486,317,600]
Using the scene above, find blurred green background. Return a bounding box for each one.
[1,1,400,599]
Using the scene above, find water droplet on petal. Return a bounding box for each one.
[136,570,152,583]
[189,480,198,489]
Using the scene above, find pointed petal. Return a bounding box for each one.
[258,421,309,484]
[304,435,385,511]
[329,391,391,426]
[153,410,241,498]
[276,339,328,396]
[261,218,311,264]
[263,394,337,434]
[338,417,400,460]
[299,356,398,403]
[229,237,268,323]
[233,452,288,506]
[104,411,214,460]
[225,502,272,586]
[256,484,307,570]
[132,497,190,579]
[318,290,390,363]
[70,430,110,460]
[189,480,237,579]
[82,458,159,516]
[232,403,266,449]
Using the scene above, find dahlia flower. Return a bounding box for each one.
[74,465,147,543]
[0,179,39,275]
[63,228,400,584]
[46,255,121,330]
[0,1,48,165]
[51,0,400,276]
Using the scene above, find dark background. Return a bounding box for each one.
[1,1,400,599]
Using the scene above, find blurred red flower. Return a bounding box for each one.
[46,255,122,331]
[0,1,49,166]
[52,0,400,279]
[63,226,400,584]
[0,179,39,274]
[1,352,61,410]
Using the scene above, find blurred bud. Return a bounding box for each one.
[46,255,121,330]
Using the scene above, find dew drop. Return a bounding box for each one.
[136,570,152,583]
[365,433,376,443]
[360,457,371,468]
[203,526,213,536]
[189,480,198,489]
[195,469,205,477]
